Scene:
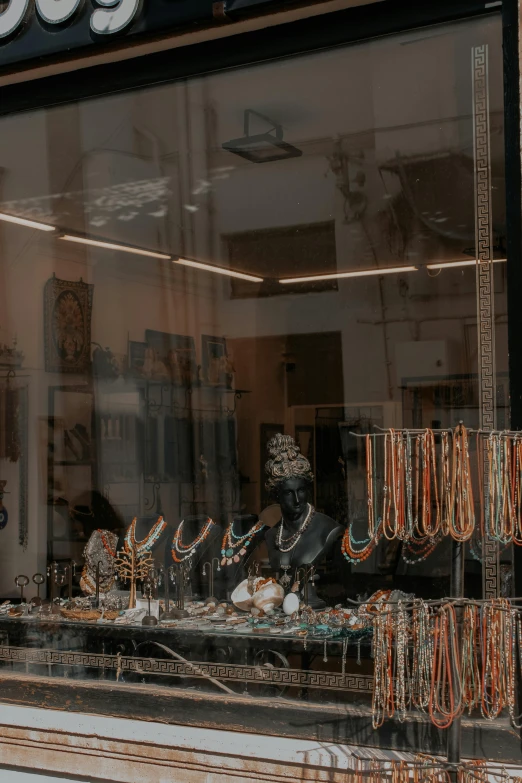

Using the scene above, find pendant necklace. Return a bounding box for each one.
[221,518,266,567]
[172,517,214,563]
[276,503,315,553]
[279,565,292,588]
[124,516,167,557]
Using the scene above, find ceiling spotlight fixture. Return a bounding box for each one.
[279,265,418,284]
[426,258,507,270]
[222,109,302,164]
[174,257,263,283]
[60,234,171,260]
[0,212,55,232]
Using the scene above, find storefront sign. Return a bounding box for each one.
[0,0,142,39]
[0,0,300,70]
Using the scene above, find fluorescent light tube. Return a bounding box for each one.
[0,212,55,232]
[279,265,418,284]
[427,258,507,270]
[60,234,171,260]
[174,257,263,283]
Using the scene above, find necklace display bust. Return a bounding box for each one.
[166,515,223,588]
[117,515,171,559]
[265,478,342,569]
[263,434,343,608]
[222,514,266,592]
[165,514,223,602]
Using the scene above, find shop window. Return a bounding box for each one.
[0,10,515,758]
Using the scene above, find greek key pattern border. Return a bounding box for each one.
[0,645,373,693]
[473,44,498,599]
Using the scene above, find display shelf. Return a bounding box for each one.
[54,460,93,467]
[95,377,250,395]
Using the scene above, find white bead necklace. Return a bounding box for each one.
[276,503,315,552]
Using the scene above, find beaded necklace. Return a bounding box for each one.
[172,517,214,563]
[276,503,314,553]
[448,424,475,542]
[124,516,167,557]
[221,518,266,567]
[342,434,382,563]
[99,529,117,558]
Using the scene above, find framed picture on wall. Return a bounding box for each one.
[201,335,228,386]
[44,276,94,374]
[128,341,147,375]
[145,330,198,387]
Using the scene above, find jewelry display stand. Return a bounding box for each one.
[30,573,45,607]
[201,559,220,605]
[142,568,158,627]
[115,549,154,609]
[163,562,191,619]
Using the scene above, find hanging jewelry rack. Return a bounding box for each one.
[348,425,522,438]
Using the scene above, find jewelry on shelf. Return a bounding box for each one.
[276,503,315,553]
[220,518,266,567]
[124,516,167,557]
[171,517,215,564]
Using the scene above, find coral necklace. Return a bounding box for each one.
[124,516,166,557]
[98,529,117,558]
[172,518,214,563]
[221,518,266,567]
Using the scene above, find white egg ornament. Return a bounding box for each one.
[283,592,300,616]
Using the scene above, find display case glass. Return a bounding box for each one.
[0,10,515,756]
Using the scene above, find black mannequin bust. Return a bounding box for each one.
[263,434,343,608]
[222,514,267,595]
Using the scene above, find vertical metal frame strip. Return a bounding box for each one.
[472,44,499,598]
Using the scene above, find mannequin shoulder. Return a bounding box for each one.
[265,524,278,542]
[313,512,343,538]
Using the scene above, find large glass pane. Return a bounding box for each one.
[0,12,510,736]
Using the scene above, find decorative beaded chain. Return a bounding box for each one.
[99,529,117,558]
[371,597,522,731]
[221,519,266,567]
[171,518,214,563]
[276,503,315,553]
[345,424,522,567]
[124,516,167,557]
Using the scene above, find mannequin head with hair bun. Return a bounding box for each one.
[264,434,343,599]
[265,433,313,523]
[265,433,313,495]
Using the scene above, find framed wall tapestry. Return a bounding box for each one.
[44,275,94,374]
